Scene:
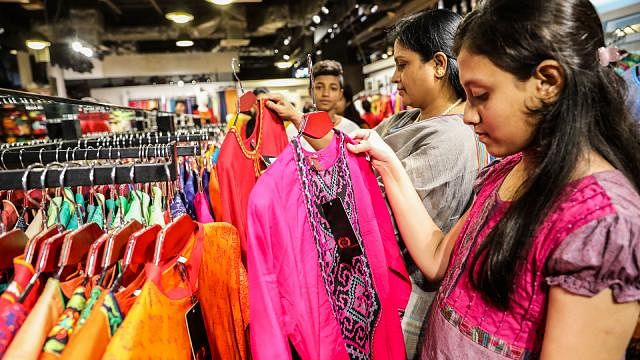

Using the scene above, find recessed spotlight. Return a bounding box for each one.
[355,4,359,9]
[371,5,379,13]
[176,40,194,47]
[207,0,233,5]
[382,53,388,59]
[177,80,185,87]
[333,24,338,28]
[191,80,197,85]
[9,50,17,55]
[275,61,293,69]
[26,39,51,50]
[321,6,329,15]
[80,47,94,57]
[309,26,316,31]
[284,38,290,46]
[316,49,322,55]
[312,15,321,24]
[283,54,290,60]
[360,15,367,22]
[274,49,279,54]
[327,28,332,33]
[165,11,194,24]
[71,41,83,52]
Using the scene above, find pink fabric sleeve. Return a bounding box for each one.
[246,185,292,359]
[545,213,640,303]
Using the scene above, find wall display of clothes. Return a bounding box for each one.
[353,92,406,129]
[0,104,47,143]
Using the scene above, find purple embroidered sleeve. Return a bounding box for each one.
[545,213,640,303]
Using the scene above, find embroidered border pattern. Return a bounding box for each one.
[440,304,538,360]
[293,132,381,360]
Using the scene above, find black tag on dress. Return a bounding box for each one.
[321,198,363,262]
[185,300,212,360]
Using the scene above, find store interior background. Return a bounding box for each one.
[0,0,637,121]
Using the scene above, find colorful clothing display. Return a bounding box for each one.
[422,154,640,359]
[247,131,411,359]
[40,286,87,358]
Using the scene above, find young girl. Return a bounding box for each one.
[348,0,640,358]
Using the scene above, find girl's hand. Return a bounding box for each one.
[347,129,401,172]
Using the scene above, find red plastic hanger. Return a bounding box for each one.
[25,226,60,266]
[153,214,196,266]
[54,222,105,280]
[97,220,144,287]
[232,58,258,113]
[18,230,71,303]
[298,54,334,139]
[110,224,162,291]
[0,229,29,271]
[83,233,109,284]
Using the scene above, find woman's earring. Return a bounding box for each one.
[436,68,445,78]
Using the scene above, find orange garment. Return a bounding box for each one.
[102,224,203,360]
[198,223,249,360]
[60,267,147,360]
[208,166,224,222]
[59,290,121,360]
[3,278,65,360]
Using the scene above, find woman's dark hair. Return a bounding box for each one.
[388,9,465,100]
[456,0,640,310]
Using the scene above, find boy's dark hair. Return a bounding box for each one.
[456,0,640,310]
[362,99,372,113]
[388,9,465,100]
[312,60,344,88]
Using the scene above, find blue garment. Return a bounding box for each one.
[623,65,640,123]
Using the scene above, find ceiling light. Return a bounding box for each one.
[275,61,293,69]
[360,15,367,22]
[371,5,379,13]
[0,28,4,35]
[176,40,194,47]
[309,26,316,31]
[177,80,185,87]
[191,80,197,85]
[381,53,388,59]
[274,49,279,54]
[165,11,194,24]
[207,0,233,4]
[80,47,94,57]
[26,39,51,50]
[284,38,291,46]
[355,4,359,9]
[312,15,321,24]
[321,6,329,14]
[9,50,17,55]
[316,49,322,55]
[333,23,338,28]
[71,41,83,52]
[327,28,332,33]
[330,33,334,39]
[283,54,290,60]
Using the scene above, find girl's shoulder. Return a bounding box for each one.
[544,170,640,302]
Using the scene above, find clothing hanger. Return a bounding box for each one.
[96,163,145,287]
[153,214,195,266]
[0,229,29,271]
[53,163,105,280]
[232,58,258,113]
[298,54,334,139]
[23,164,60,265]
[110,224,162,291]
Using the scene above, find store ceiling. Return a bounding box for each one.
[0,0,440,75]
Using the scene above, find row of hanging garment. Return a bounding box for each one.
[0,130,249,360]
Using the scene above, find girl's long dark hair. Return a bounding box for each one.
[455,0,640,310]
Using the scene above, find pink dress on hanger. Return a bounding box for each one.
[247,131,411,360]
